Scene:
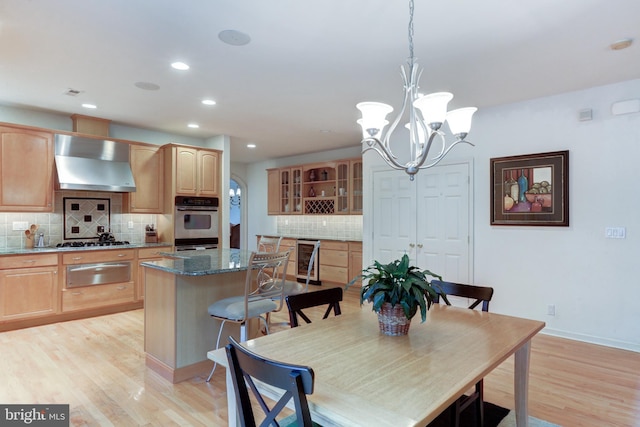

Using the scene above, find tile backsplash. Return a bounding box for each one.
[0,191,157,250]
[276,215,362,240]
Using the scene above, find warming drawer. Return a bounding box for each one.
[66,262,132,288]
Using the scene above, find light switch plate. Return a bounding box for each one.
[605,227,626,239]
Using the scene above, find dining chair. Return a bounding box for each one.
[225,336,321,427]
[257,236,282,253]
[431,280,494,427]
[206,250,290,382]
[286,287,343,328]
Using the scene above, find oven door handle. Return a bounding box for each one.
[176,206,218,212]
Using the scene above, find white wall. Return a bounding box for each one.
[363,79,640,351]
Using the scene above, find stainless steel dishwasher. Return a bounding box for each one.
[66,261,132,288]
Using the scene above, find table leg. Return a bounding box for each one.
[514,339,531,427]
[226,367,238,427]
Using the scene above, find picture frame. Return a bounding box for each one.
[490,150,569,226]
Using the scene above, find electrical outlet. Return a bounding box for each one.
[128,221,134,229]
[12,221,28,231]
[322,220,327,227]
[547,304,556,316]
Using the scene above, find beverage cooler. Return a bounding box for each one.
[296,240,320,285]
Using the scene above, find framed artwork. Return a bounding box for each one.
[490,150,569,226]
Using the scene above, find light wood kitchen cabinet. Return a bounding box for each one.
[62,282,135,312]
[0,254,58,321]
[137,246,172,300]
[319,240,349,284]
[267,169,280,214]
[170,145,220,197]
[0,125,54,212]
[61,249,136,312]
[350,160,363,214]
[348,241,363,286]
[123,144,164,213]
[279,238,297,280]
[266,157,361,216]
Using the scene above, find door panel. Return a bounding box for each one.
[373,162,471,282]
[373,170,416,264]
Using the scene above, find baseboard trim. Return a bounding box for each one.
[541,329,639,353]
[145,354,213,383]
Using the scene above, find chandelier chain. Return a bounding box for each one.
[408,0,415,66]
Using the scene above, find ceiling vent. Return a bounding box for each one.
[64,88,83,97]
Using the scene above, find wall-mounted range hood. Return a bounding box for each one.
[54,134,136,192]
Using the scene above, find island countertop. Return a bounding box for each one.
[141,248,252,276]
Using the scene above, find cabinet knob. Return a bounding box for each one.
[409,243,415,248]
[417,244,423,249]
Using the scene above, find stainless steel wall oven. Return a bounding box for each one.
[296,240,320,285]
[174,196,219,251]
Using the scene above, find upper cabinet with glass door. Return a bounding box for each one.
[350,159,363,214]
[266,158,361,215]
[279,167,303,214]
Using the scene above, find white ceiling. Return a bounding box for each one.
[1,0,638,163]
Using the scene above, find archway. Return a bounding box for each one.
[229,178,242,249]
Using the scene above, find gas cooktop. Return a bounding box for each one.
[56,241,130,248]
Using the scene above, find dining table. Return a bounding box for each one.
[208,303,545,427]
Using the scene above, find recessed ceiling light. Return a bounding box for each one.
[135,81,160,91]
[171,62,190,70]
[82,103,97,109]
[202,99,216,106]
[247,143,256,149]
[218,30,251,46]
[610,38,633,50]
[188,123,199,129]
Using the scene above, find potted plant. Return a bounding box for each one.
[353,254,446,336]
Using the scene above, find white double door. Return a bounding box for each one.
[372,161,472,282]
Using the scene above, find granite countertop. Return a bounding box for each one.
[0,242,173,256]
[258,234,362,242]
[141,248,250,276]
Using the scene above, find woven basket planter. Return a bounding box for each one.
[377,302,413,336]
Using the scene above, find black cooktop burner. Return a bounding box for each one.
[56,241,130,248]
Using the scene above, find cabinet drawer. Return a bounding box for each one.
[319,265,348,284]
[62,249,135,265]
[0,253,58,269]
[349,241,362,252]
[138,246,172,259]
[320,249,348,267]
[321,240,349,251]
[280,239,297,262]
[62,282,135,312]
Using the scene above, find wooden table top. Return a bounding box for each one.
[209,304,545,427]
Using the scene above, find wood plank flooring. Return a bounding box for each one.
[0,286,638,426]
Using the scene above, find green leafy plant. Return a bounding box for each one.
[353,254,446,322]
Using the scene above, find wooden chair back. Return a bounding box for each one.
[226,336,315,427]
[431,280,494,312]
[286,287,343,327]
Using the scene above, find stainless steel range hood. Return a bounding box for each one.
[54,134,136,192]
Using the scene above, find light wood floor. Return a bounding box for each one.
[0,287,638,426]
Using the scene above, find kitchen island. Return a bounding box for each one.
[141,249,259,383]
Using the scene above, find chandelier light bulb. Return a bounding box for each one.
[446,107,477,136]
[413,92,453,128]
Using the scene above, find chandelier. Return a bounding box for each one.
[229,188,241,207]
[356,0,477,180]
